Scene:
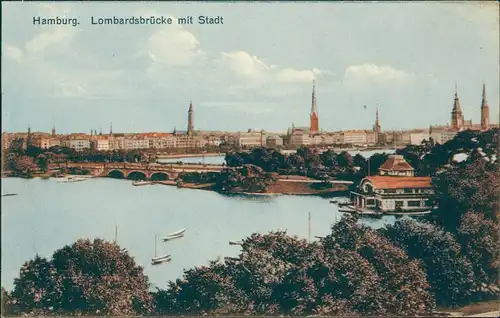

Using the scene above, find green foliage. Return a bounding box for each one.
[457,212,500,296]
[154,217,435,316]
[324,214,436,315]
[432,153,500,231]
[216,164,276,193]
[10,239,152,316]
[178,171,219,184]
[382,219,475,306]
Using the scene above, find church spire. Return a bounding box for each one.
[187,101,194,136]
[52,125,56,137]
[481,83,490,130]
[481,83,488,108]
[311,79,317,114]
[109,122,113,135]
[309,80,319,136]
[451,83,464,130]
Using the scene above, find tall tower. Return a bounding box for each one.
[374,108,381,134]
[187,101,194,137]
[309,80,319,136]
[451,83,464,131]
[110,122,113,135]
[52,125,56,137]
[480,83,489,131]
[26,125,32,148]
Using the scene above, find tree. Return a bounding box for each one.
[7,154,37,176]
[319,150,337,169]
[352,153,366,168]
[457,212,500,297]
[10,239,153,316]
[35,154,49,172]
[225,152,245,167]
[382,219,475,306]
[296,146,320,170]
[323,214,435,315]
[432,154,500,231]
[336,151,352,168]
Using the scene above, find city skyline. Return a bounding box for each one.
[2,2,499,133]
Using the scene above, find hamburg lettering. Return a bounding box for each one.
[33,16,79,27]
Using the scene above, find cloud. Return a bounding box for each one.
[25,27,76,55]
[221,50,327,87]
[145,24,206,68]
[344,64,414,82]
[2,44,23,64]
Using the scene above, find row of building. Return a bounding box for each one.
[0,125,469,152]
[1,82,497,152]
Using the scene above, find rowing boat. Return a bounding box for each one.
[162,234,184,242]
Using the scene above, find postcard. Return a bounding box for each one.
[1,1,499,317]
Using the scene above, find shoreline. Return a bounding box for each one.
[2,175,351,197]
[156,152,225,159]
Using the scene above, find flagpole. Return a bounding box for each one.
[308,212,311,243]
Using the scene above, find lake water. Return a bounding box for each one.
[1,176,396,291]
[157,149,396,165]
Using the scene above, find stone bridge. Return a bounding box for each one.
[50,162,224,181]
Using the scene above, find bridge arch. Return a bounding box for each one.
[108,170,125,179]
[127,171,147,181]
[151,172,169,181]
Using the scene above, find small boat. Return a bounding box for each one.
[132,181,152,186]
[57,176,86,183]
[165,228,186,237]
[152,254,171,262]
[151,256,172,266]
[229,240,243,245]
[162,233,184,242]
[1,193,18,197]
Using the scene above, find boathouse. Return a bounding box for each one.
[350,155,435,212]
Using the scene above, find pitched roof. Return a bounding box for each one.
[379,155,414,171]
[365,176,432,189]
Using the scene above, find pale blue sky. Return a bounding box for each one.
[2,2,499,134]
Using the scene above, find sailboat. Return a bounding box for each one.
[166,228,186,237]
[151,235,171,266]
[162,233,184,242]
[162,228,186,242]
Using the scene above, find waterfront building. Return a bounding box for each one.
[429,126,458,144]
[32,136,61,149]
[409,130,431,145]
[310,80,319,136]
[365,130,377,145]
[266,135,283,147]
[123,136,150,150]
[312,134,334,145]
[350,154,435,212]
[342,130,368,146]
[175,135,205,148]
[91,137,112,151]
[62,138,91,152]
[235,130,266,148]
[290,129,311,146]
